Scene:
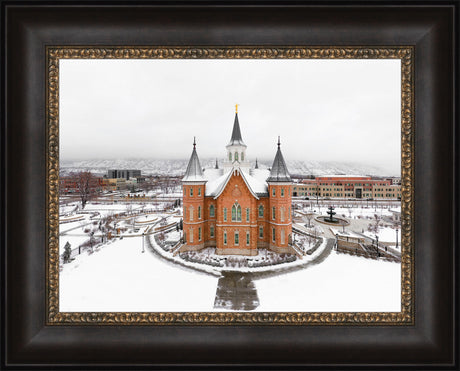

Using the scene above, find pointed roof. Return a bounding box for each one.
[208,166,267,200]
[215,158,219,169]
[267,137,292,183]
[255,158,259,169]
[227,113,246,147]
[182,138,206,182]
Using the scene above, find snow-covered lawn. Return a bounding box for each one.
[363,227,401,244]
[60,237,217,312]
[255,251,400,312]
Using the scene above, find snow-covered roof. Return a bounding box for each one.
[316,175,371,179]
[226,113,246,147]
[182,142,206,182]
[267,141,291,183]
[204,166,269,199]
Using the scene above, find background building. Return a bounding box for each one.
[293,175,401,199]
[107,169,141,180]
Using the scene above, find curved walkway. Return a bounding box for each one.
[251,238,335,280]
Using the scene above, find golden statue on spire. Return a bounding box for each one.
[235,104,239,113]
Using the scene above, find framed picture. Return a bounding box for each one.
[2,1,457,368]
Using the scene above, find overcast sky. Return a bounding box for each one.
[60,58,401,174]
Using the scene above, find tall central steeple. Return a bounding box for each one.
[224,105,249,170]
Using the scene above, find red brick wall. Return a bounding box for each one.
[182,172,293,254]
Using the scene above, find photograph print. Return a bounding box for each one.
[51,48,413,322]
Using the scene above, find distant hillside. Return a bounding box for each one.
[60,158,398,178]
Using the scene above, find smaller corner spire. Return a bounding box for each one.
[193,136,196,149]
[277,136,281,148]
[255,158,259,169]
[215,158,219,169]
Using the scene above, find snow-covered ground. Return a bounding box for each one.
[364,227,401,244]
[60,238,217,312]
[59,200,401,312]
[256,251,401,312]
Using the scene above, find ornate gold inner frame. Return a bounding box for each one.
[47,47,414,325]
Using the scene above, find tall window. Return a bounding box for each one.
[281,188,285,197]
[198,227,202,241]
[246,208,250,222]
[198,206,201,219]
[259,226,263,238]
[234,231,239,245]
[272,188,276,197]
[246,231,250,245]
[190,187,193,197]
[232,203,242,221]
[223,208,227,222]
[272,207,276,220]
[258,205,264,217]
[235,152,239,161]
[229,152,232,161]
[280,208,285,222]
[210,226,214,238]
[198,187,201,196]
[224,231,227,245]
[209,205,215,217]
[241,152,244,161]
[272,228,276,243]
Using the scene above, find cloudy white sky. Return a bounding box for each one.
[60,58,401,174]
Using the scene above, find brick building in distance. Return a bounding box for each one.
[181,107,294,256]
[293,175,402,199]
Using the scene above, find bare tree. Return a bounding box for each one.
[367,213,383,236]
[73,171,96,209]
[305,213,314,228]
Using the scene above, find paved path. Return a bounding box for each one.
[251,238,335,280]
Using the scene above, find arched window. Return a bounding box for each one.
[234,231,239,245]
[272,206,276,220]
[198,227,202,241]
[235,152,239,161]
[198,206,201,219]
[272,227,276,243]
[258,205,264,217]
[241,152,244,161]
[210,225,214,238]
[223,208,227,222]
[280,207,285,222]
[209,205,215,217]
[232,203,242,221]
[229,152,232,161]
[259,226,263,238]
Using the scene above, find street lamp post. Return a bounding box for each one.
[395,226,399,249]
[375,235,379,258]
[142,232,145,253]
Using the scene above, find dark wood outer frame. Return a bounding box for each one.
[2,1,456,368]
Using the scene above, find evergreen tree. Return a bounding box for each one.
[63,241,72,263]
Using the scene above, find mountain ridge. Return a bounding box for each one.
[60,159,399,177]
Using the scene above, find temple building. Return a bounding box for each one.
[181,106,294,256]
